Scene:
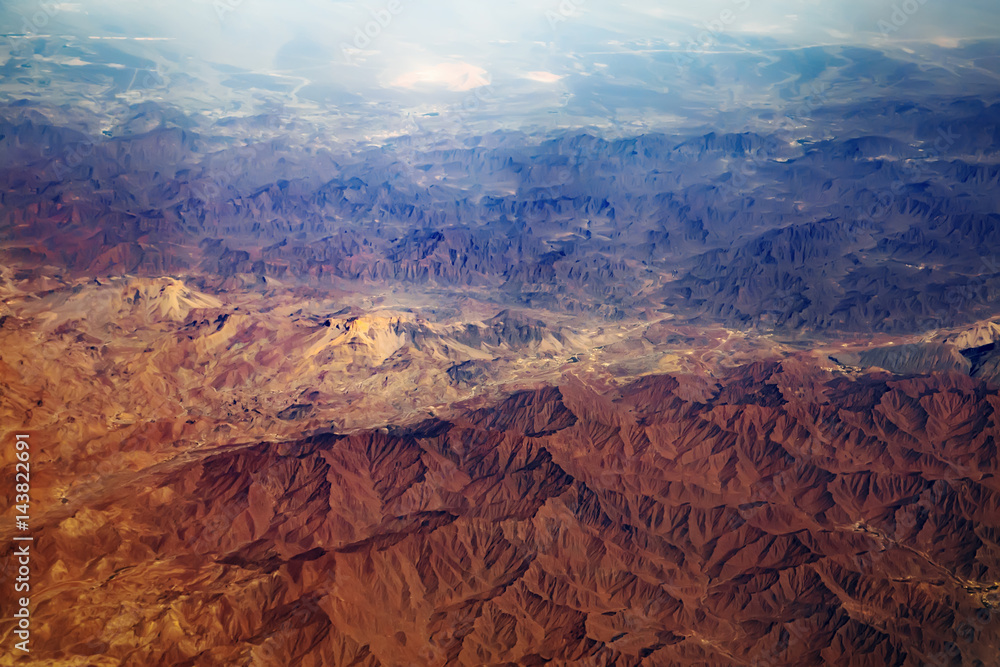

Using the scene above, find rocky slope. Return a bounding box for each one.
[3,362,1000,665]
[3,95,1000,333]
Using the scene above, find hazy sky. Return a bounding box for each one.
[5,0,998,79]
[2,0,998,136]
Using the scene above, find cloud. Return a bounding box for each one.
[524,71,564,83]
[389,62,490,91]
